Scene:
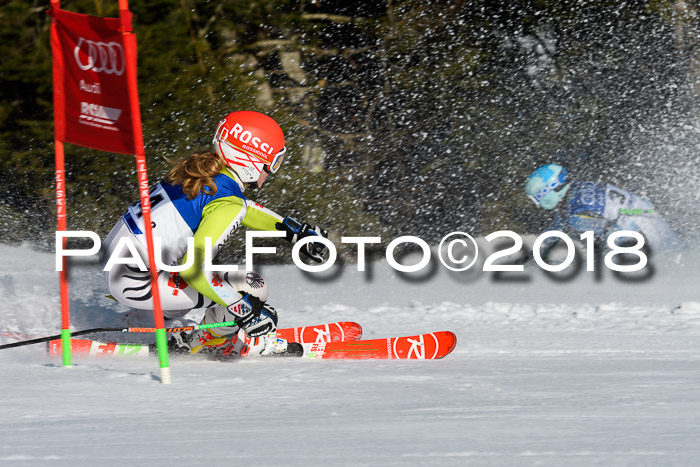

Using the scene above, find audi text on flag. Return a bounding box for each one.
[50,8,137,154]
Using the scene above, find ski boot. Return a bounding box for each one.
[165,327,240,358]
[239,330,293,357]
[167,328,300,358]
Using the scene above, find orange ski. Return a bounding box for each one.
[299,331,457,360]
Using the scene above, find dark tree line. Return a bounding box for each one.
[1,0,698,255]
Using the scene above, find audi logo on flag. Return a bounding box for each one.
[73,37,125,76]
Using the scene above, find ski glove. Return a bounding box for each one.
[228,295,279,338]
[276,216,329,263]
[227,293,264,328]
[242,304,279,338]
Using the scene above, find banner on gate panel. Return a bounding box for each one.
[51,8,137,154]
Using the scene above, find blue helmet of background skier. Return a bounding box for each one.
[525,164,571,210]
[524,163,683,255]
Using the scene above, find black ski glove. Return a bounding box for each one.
[242,304,278,338]
[227,293,264,328]
[276,216,329,263]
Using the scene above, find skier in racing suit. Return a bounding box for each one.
[100,111,328,356]
[525,164,683,259]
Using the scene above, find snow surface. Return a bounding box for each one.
[1,243,700,466]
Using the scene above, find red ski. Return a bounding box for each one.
[44,325,457,360]
[298,331,457,360]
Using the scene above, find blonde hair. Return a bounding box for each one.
[166,151,224,200]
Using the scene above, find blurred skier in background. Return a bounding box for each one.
[100,111,329,357]
[525,164,683,259]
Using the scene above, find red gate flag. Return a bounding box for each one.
[50,8,137,154]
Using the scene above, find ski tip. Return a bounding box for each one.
[437,331,457,359]
[418,331,458,359]
[344,321,363,340]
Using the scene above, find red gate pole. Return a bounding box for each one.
[119,0,171,383]
[50,0,72,367]
[55,141,72,367]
